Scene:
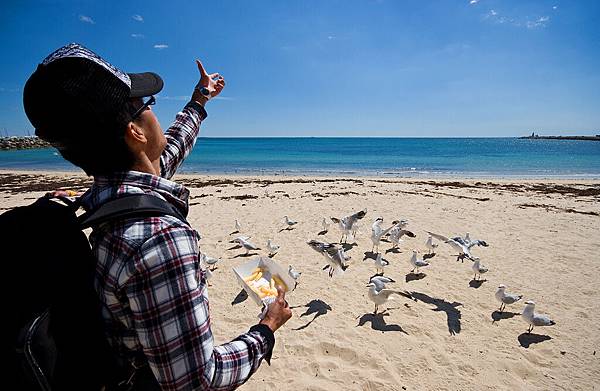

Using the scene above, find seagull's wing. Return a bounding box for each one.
[426,231,450,242]
[503,293,523,304]
[532,313,555,326]
[468,239,489,249]
[399,229,416,238]
[451,236,467,246]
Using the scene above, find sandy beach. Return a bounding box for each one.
[2,170,599,390]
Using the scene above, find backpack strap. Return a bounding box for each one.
[78,194,187,229]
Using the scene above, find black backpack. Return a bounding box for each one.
[2,194,186,390]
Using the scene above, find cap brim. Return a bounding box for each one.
[128,72,163,98]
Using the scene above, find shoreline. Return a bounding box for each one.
[2,168,600,183]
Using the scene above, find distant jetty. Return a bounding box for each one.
[0,136,51,150]
[520,132,600,141]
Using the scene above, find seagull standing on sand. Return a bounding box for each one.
[284,215,298,229]
[495,285,523,313]
[427,231,480,262]
[199,252,220,271]
[288,265,301,289]
[331,208,367,243]
[366,282,413,314]
[235,219,242,233]
[231,236,260,255]
[521,301,556,333]
[409,250,430,274]
[374,253,390,275]
[425,235,438,254]
[472,259,489,280]
[266,239,280,256]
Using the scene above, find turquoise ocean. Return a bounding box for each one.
[1,138,600,179]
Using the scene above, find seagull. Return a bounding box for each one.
[409,250,430,274]
[198,257,213,283]
[331,208,367,243]
[521,301,556,333]
[266,239,280,256]
[426,231,480,262]
[199,252,220,271]
[232,236,260,255]
[388,223,416,249]
[374,252,390,275]
[452,232,489,248]
[321,218,330,233]
[288,265,301,289]
[235,219,242,233]
[425,235,438,254]
[307,240,349,277]
[472,259,488,280]
[284,215,298,228]
[495,285,523,313]
[369,275,395,292]
[366,282,412,314]
[371,218,399,253]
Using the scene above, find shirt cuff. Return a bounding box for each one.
[249,324,275,365]
[185,100,208,121]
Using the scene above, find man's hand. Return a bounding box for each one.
[260,286,292,332]
[192,59,225,105]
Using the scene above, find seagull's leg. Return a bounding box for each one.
[374,304,378,314]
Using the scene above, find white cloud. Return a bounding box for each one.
[327,35,336,40]
[131,33,145,39]
[526,16,550,29]
[469,0,479,4]
[78,15,95,24]
[153,44,169,50]
[132,14,144,22]
[553,5,558,10]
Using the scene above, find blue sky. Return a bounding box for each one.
[1,0,599,137]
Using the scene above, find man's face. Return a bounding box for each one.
[131,97,166,161]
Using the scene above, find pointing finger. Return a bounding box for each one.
[196,59,208,77]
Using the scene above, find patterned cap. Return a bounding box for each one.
[23,43,163,142]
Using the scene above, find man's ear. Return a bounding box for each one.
[124,122,147,148]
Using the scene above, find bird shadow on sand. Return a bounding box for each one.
[385,247,402,254]
[231,289,248,305]
[469,279,487,289]
[410,292,462,336]
[278,227,295,233]
[229,230,240,235]
[227,245,242,251]
[291,299,332,331]
[317,230,328,236]
[233,252,260,258]
[339,243,358,251]
[491,311,520,324]
[405,272,426,282]
[363,251,378,261]
[356,312,408,334]
[518,333,552,348]
[422,253,436,260]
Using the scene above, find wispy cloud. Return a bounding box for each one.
[153,44,169,50]
[131,33,145,39]
[553,5,558,10]
[327,35,336,40]
[469,0,480,4]
[132,14,144,22]
[483,9,550,29]
[526,16,550,29]
[78,15,95,24]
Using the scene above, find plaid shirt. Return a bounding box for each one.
[80,102,273,390]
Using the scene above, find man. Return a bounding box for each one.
[23,43,292,390]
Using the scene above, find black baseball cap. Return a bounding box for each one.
[23,43,164,143]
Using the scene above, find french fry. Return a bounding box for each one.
[272,274,288,292]
[243,271,260,282]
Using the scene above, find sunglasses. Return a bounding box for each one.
[131,95,156,119]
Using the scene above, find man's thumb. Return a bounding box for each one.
[276,285,286,300]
